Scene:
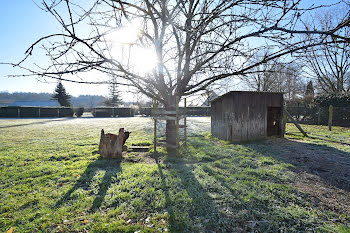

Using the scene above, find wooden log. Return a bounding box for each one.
[284,109,308,137]
[98,128,130,158]
[153,115,184,120]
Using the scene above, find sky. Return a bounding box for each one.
[0,0,110,97]
[0,0,344,100]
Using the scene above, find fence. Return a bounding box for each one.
[140,106,210,116]
[1,106,212,118]
[0,106,74,118]
[286,105,350,127]
[92,107,134,117]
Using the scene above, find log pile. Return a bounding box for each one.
[98,128,130,158]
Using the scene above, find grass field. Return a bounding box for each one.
[0,117,349,232]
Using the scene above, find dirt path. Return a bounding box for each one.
[267,138,350,215]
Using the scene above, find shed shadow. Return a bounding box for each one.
[246,138,350,192]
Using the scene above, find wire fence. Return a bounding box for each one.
[286,105,350,127]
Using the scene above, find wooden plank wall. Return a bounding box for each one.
[211,92,283,142]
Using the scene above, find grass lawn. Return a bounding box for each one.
[0,117,349,232]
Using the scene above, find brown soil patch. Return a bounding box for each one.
[294,171,350,215]
[266,138,350,215]
[123,152,159,164]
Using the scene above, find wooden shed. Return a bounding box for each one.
[211,91,284,142]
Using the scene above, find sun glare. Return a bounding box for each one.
[130,47,158,75]
[109,21,158,75]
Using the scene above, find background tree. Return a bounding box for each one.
[303,80,315,104]
[52,81,71,107]
[104,77,122,107]
[305,80,314,97]
[281,64,305,101]
[302,9,350,94]
[6,0,349,148]
[242,54,304,101]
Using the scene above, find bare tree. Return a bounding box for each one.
[280,64,305,101]
[302,8,350,94]
[241,53,304,101]
[4,0,350,149]
[240,51,283,92]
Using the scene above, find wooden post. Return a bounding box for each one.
[328,105,333,131]
[184,98,187,148]
[176,96,180,148]
[153,97,157,152]
[284,109,308,137]
[38,108,41,118]
[282,107,287,136]
[18,108,20,118]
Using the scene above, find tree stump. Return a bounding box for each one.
[98,128,130,158]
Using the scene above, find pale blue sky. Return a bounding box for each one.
[0,0,108,96]
[0,0,345,97]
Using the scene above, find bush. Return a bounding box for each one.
[315,93,350,107]
[74,107,84,117]
[92,108,112,117]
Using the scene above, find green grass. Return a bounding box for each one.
[286,123,350,152]
[0,117,349,232]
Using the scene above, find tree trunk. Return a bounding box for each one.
[164,96,177,153]
[98,128,130,158]
[166,119,177,152]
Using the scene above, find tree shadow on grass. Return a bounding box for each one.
[154,153,227,232]
[200,163,274,231]
[246,138,350,192]
[179,135,350,232]
[54,157,122,212]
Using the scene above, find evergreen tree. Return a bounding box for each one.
[305,80,315,98]
[52,81,71,107]
[104,79,122,107]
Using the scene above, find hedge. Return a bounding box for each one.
[0,107,74,118]
[92,108,134,117]
[139,106,210,116]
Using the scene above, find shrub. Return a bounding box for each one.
[314,93,350,107]
[74,107,84,117]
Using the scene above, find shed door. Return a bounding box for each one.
[267,107,281,136]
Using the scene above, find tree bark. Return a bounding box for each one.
[165,96,177,153]
[166,120,177,152]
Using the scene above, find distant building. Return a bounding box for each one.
[11,100,60,107]
[0,100,13,107]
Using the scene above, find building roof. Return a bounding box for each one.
[11,100,60,107]
[201,90,219,106]
[211,90,284,103]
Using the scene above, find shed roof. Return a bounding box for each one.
[211,91,284,103]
